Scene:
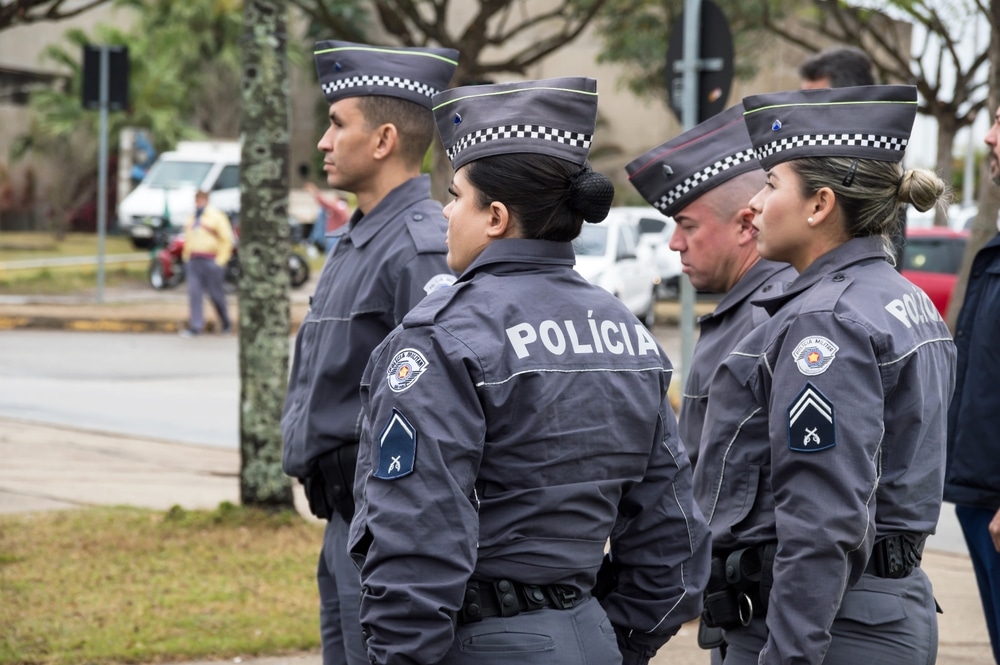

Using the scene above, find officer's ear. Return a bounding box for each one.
[370,122,399,161]
[486,200,513,238]
[808,187,837,227]
[735,207,756,245]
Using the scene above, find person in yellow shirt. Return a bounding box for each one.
[180,189,233,336]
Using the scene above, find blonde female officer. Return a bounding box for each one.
[347,77,711,665]
[693,85,956,665]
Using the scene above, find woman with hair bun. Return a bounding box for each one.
[345,77,711,665]
[693,84,956,665]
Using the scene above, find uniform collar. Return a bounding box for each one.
[705,258,790,322]
[457,238,576,283]
[753,236,888,315]
[347,175,433,249]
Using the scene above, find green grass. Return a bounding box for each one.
[0,232,150,295]
[0,504,324,665]
[0,233,138,262]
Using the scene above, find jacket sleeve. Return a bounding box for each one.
[600,394,712,658]
[760,312,879,665]
[211,209,234,266]
[350,324,484,665]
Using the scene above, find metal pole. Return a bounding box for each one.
[96,46,109,303]
[678,0,702,386]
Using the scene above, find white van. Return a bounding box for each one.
[118,140,241,248]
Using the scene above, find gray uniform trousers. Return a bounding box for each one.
[185,256,230,332]
[721,569,937,665]
[438,596,623,665]
[319,517,366,665]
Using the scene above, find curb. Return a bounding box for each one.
[0,314,305,335]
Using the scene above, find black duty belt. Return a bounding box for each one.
[454,579,586,625]
[864,533,925,579]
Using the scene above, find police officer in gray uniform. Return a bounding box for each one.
[347,77,711,665]
[281,41,458,665]
[625,103,794,471]
[693,85,956,664]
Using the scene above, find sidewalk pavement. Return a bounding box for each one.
[1,415,994,665]
[0,292,993,664]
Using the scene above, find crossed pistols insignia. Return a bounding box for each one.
[375,409,417,480]
[787,383,835,452]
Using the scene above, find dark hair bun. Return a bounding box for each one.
[570,169,615,223]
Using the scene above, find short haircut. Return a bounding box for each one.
[357,95,436,167]
[799,47,875,88]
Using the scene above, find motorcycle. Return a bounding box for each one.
[148,220,311,290]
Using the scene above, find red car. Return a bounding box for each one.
[900,227,969,316]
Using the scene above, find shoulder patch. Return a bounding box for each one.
[791,336,838,376]
[787,383,835,453]
[374,409,417,480]
[423,273,456,294]
[387,348,429,392]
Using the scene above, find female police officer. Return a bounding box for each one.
[346,77,711,665]
[693,84,956,665]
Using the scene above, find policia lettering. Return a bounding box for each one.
[506,312,660,359]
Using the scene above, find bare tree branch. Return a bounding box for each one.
[0,0,112,31]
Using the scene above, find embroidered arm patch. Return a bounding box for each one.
[375,409,417,480]
[787,383,835,452]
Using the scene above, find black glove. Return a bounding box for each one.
[305,443,360,523]
[614,626,655,665]
[593,553,621,600]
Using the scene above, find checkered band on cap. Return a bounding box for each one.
[433,77,599,170]
[753,133,908,164]
[320,75,440,101]
[446,124,592,165]
[314,41,458,109]
[626,104,762,217]
[652,149,756,214]
[742,85,918,170]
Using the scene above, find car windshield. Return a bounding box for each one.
[903,237,965,274]
[143,161,214,188]
[573,225,608,256]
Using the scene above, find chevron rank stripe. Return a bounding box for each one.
[787,383,836,453]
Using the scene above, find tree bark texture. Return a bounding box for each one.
[238,0,294,509]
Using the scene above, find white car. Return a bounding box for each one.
[118,141,241,249]
[573,212,660,327]
[601,206,682,300]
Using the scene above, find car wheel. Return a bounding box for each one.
[641,289,657,329]
[131,236,154,250]
[288,253,310,288]
[148,261,166,290]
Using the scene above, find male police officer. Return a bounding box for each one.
[625,104,793,470]
[625,103,793,660]
[281,41,458,665]
[944,102,1000,662]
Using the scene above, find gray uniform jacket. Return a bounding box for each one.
[680,259,794,468]
[693,236,956,665]
[349,239,711,665]
[282,175,453,480]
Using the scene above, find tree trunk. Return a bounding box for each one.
[237,0,294,510]
[934,115,958,227]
